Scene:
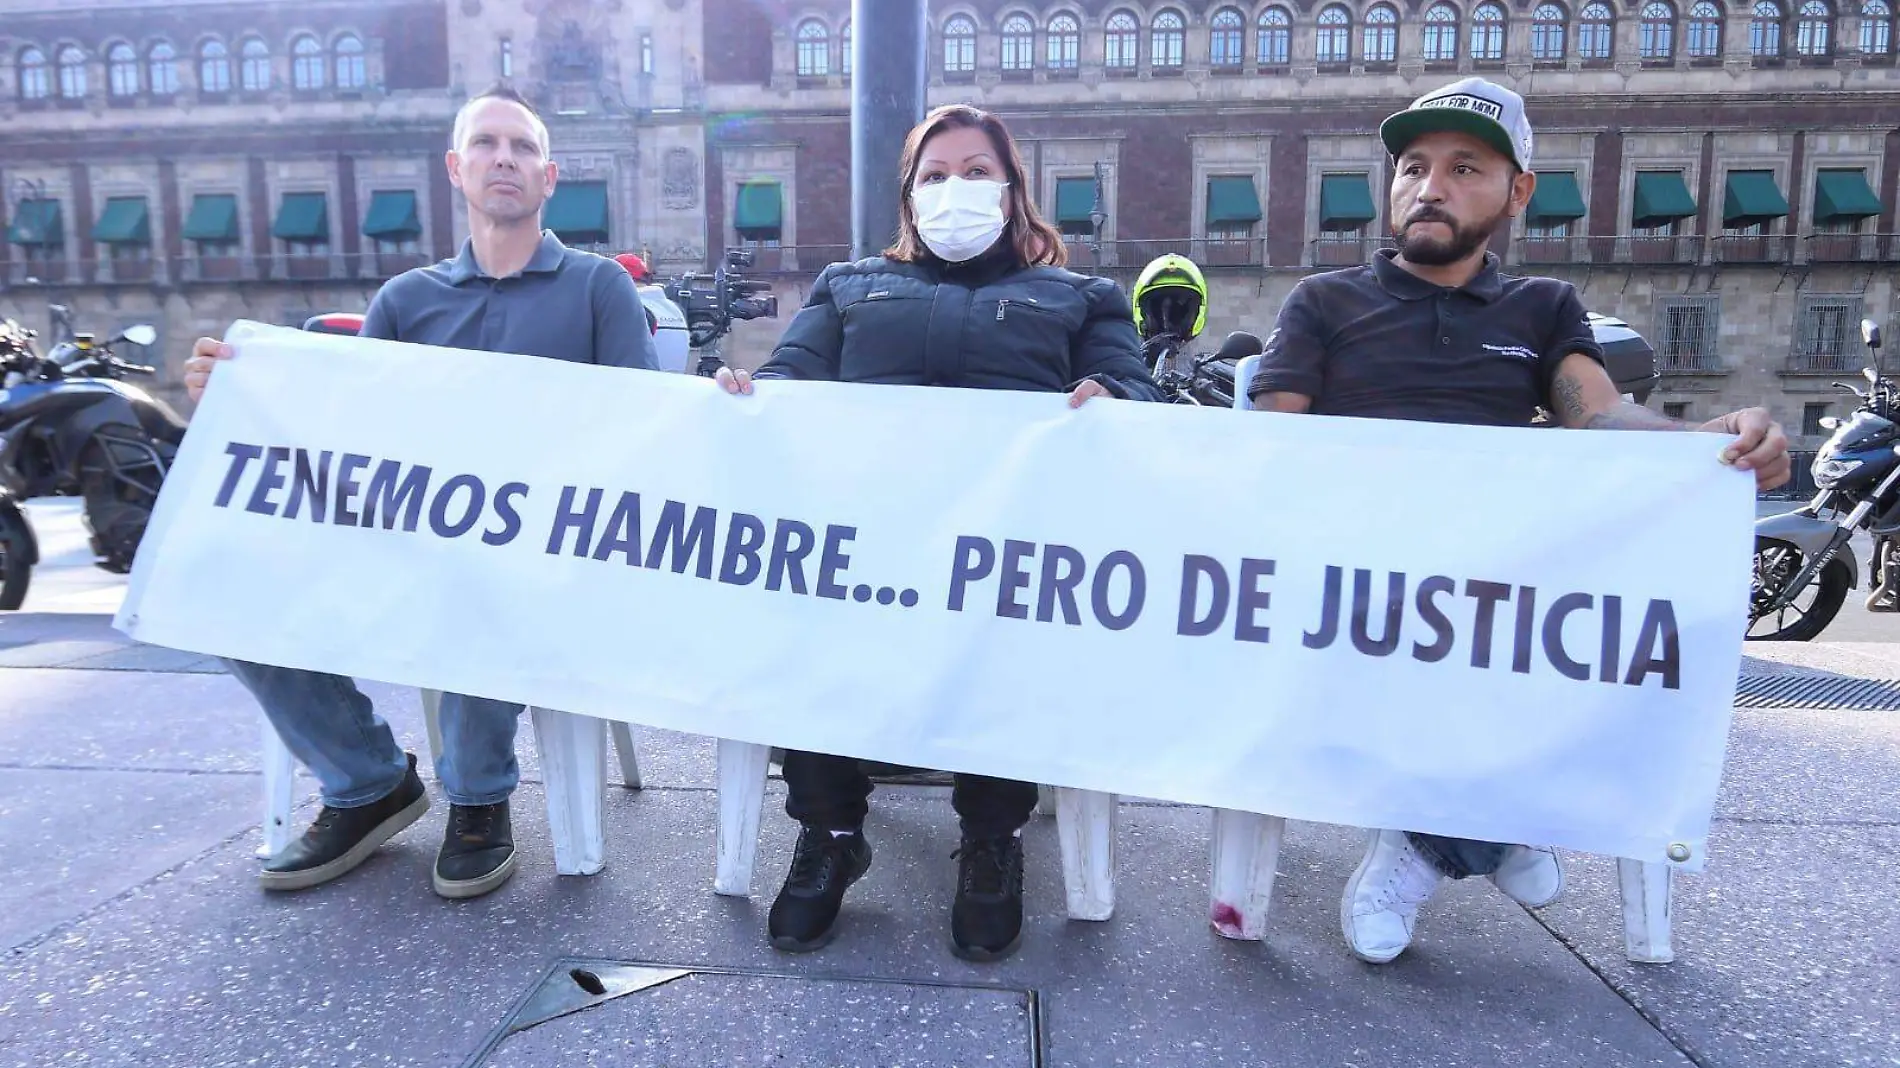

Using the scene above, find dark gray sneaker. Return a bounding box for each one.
[768,825,872,952]
[951,833,1025,962]
[259,753,429,892]
[432,800,517,899]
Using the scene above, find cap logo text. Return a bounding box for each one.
[1418,94,1504,121]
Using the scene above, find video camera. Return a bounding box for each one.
[663,248,780,350]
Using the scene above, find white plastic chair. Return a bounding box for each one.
[1211,355,1675,962]
[258,691,643,879]
[1231,352,1262,414]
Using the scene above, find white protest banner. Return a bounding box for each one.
[118,321,1753,867]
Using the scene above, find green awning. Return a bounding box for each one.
[1054,177,1096,235]
[271,192,329,241]
[1723,170,1789,228]
[1525,171,1587,224]
[1632,171,1698,229]
[1813,169,1884,225]
[181,194,239,242]
[361,190,420,239]
[546,181,611,243]
[6,198,62,246]
[732,181,781,239]
[1206,176,1263,225]
[1318,174,1377,231]
[92,197,151,244]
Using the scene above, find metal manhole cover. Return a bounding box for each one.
[466,958,1039,1067]
[1735,674,1900,710]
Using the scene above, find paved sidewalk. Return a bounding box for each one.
[0,606,1895,1067]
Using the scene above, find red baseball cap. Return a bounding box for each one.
[614,252,650,282]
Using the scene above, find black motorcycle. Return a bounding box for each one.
[0,320,40,608]
[1749,318,1896,641]
[0,481,31,609]
[0,313,185,585]
[1143,330,1264,408]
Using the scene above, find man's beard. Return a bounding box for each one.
[475,192,539,224]
[1395,206,1506,265]
[463,173,541,225]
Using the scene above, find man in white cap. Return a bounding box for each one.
[1248,77,1790,964]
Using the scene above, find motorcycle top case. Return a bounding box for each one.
[1588,313,1659,400]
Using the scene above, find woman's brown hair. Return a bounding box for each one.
[884,104,1068,268]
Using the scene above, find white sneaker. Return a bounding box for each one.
[1488,845,1564,908]
[1340,829,1444,964]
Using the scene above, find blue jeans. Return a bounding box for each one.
[1407,832,1509,879]
[226,659,522,808]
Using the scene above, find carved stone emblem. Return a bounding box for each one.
[662,147,699,209]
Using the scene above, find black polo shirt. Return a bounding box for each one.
[1250,249,1602,427]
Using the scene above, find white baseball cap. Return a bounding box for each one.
[1380,77,1534,171]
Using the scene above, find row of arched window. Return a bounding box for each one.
[13,32,368,101]
[791,0,1890,77]
[795,19,853,76]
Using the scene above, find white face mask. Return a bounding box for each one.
[910,176,1008,263]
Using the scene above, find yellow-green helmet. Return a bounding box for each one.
[1131,254,1208,341]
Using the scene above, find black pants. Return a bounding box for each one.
[1407,833,1509,878]
[782,749,1038,839]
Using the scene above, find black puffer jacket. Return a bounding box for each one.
[755,251,1162,401]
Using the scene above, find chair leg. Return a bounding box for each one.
[259,714,298,859]
[419,688,444,768]
[713,739,771,897]
[1207,809,1285,941]
[1055,788,1118,921]
[530,708,607,876]
[1619,858,1674,963]
[609,722,643,790]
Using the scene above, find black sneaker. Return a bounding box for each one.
[432,799,517,899]
[951,833,1025,962]
[259,752,429,892]
[768,825,872,952]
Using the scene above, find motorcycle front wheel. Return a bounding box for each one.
[0,508,32,610]
[78,425,166,574]
[1747,536,1850,641]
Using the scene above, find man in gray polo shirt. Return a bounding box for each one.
[184,85,657,900]
[1249,77,1789,965]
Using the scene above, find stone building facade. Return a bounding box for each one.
[0,0,709,409]
[1,0,1896,446]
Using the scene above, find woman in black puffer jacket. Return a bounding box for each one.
[716,103,1159,964]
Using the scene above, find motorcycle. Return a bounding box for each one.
[0,320,39,608]
[0,480,32,609]
[1144,331,1265,408]
[1749,318,1893,641]
[0,312,185,583]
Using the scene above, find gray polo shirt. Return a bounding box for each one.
[1251,249,1602,427]
[359,230,658,371]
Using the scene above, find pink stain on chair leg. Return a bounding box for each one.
[1210,902,1246,938]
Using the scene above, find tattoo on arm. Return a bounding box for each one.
[1553,373,1589,424]
[1552,363,1689,431]
[1583,401,1690,431]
